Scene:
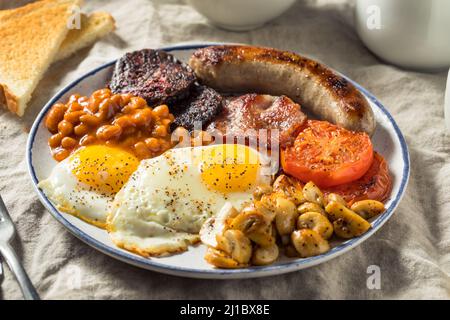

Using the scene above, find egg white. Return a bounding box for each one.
[107,145,271,257]
[38,157,113,228]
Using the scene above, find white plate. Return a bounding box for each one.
[26,43,410,279]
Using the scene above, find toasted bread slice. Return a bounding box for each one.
[0,0,82,116]
[55,12,115,62]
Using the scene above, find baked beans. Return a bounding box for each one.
[45,88,174,161]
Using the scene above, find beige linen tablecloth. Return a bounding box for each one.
[1,0,449,300]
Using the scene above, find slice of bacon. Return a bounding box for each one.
[206,94,307,149]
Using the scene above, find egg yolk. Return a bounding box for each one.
[69,145,140,194]
[197,144,262,194]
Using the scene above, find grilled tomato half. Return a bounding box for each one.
[281,120,374,188]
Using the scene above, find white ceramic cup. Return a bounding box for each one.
[187,0,297,31]
[355,0,450,70]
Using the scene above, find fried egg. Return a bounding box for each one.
[108,144,271,256]
[38,145,140,228]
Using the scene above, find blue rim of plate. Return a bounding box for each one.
[26,43,410,278]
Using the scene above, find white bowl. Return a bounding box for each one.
[187,0,297,31]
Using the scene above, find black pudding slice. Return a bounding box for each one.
[109,49,196,106]
[171,85,223,132]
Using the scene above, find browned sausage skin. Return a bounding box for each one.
[189,45,375,135]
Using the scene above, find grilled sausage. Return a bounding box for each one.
[189,45,375,135]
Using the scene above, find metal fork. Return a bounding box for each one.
[445,68,450,131]
[0,256,3,285]
[0,195,39,300]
